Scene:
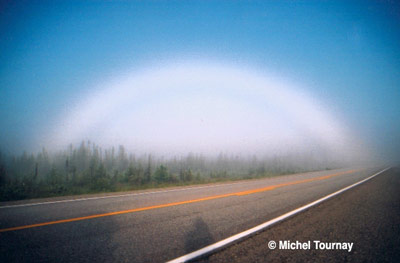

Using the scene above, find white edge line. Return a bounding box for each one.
[166,167,391,263]
[0,180,249,209]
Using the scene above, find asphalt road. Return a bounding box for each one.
[198,167,400,263]
[0,167,391,262]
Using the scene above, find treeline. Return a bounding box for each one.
[0,141,338,201]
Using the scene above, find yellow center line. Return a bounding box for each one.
[0,169,358,233]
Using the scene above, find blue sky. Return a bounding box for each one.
[0,1,399,161]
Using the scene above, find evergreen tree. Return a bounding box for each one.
[154,165,169,183]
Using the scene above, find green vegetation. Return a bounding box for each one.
[0,141,336,201]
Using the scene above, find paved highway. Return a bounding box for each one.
[0,168,392,262]
[199,167,400,262]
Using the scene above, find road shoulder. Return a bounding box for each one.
[197,167,400,262]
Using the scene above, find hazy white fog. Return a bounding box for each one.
[45,61,371,164]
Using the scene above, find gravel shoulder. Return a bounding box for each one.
[197,167,400,263]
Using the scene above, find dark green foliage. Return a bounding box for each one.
[0,141,336,201]
[154,165,169,183]
[144,155,152,183]
[179,169,193,182]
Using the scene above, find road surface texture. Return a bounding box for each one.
[196,167,400,262]
[0,167,396,262]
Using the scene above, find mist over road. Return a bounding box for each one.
[0,168,391,262]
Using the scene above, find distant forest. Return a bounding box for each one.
[0,141,339,201]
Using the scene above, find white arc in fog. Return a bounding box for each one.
[50,61,363,159]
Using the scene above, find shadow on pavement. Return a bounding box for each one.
[184,217,214,253]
